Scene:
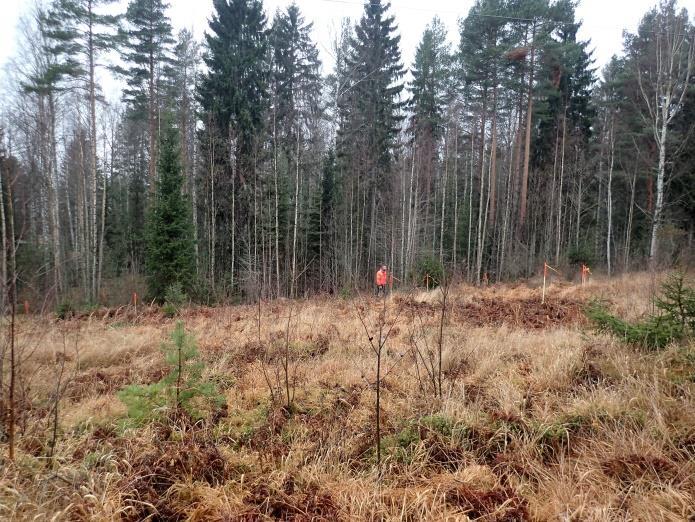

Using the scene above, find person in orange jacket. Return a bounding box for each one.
[375,265,388,297]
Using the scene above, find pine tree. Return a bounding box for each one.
[145,124,195,301]
[43,0,119,302]
[119,321,224,424]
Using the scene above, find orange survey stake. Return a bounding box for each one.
[581,264,591,285]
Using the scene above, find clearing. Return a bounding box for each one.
[1,272,694,520]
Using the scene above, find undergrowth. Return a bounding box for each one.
[586,273,695,349]
[118,321,225,426]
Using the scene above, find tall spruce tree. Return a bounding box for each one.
[145,125,195,301]
[200,0,268,159]
[409,17,451,145]
[408,17,451,272]
[270,3,322,296]
[199,0,269,289]
[117,0,175,195]
[171,29,201,274]
[338,0,404,277]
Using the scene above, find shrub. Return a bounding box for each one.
[118,321,225,425]
[585,273,695,350]
[655,273,695,331]
[162,302,178,318]
[567,242,594,267]
[56,301,75,320]
[586,301,682,350]
[339,285,353,300]
[420,414,453,437]
[162,282,187,317]
[413,256,444,288]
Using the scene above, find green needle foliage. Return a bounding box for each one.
[586,273,695,350]
[118,321,224,425]
[145,124,195,302]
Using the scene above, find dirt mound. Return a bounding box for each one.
[392,296,439,315]
[241,479,340,521]
[120,436,229,520]
[393,294,585,328]
[444,484,528,520]
[455,296,585,329]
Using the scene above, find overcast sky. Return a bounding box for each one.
[1,0,692,102]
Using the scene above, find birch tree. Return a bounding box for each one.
[627,0,694,267]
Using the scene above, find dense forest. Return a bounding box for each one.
[0,0,693,307]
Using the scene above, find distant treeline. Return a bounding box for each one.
[0,0,693,306]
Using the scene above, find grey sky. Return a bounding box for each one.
[1,0,692,102]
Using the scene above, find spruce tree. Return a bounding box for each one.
[271,3,321,139]
[409,17,451,144]
[270,3,322,296]
[345,0,404,173]
[199,0,269,159]
[145,124,195,301]
[198,0,269,284]
[117,0,175,194]
[337,0,405,274]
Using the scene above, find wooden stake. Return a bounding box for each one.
[542,262,547,304]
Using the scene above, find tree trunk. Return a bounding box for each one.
[48,92,63,296]
[606,115,614,277]
[88,1,98,303]
[519,23,535,228]
[5,157,17,461]
[488,87,498,227]
[148,45,157,194]
[623,172,636,272]
[467,126,474,280]
[97,155,107,297]
[273,109,281,297]
[555,108,567,266]
[210,131,216,294]
[1,136,8,317]
[452,121,459,271]
[475,100,488,284]
[649,119,668,268]
[439,126,449,264]
[291,128,300,298]
[405,151,415,277]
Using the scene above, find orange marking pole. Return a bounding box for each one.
[132,292,138,313]
[581,264,591,286]
[24,300,29,315]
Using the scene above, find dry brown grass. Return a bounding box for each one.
[1,271,694,520]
